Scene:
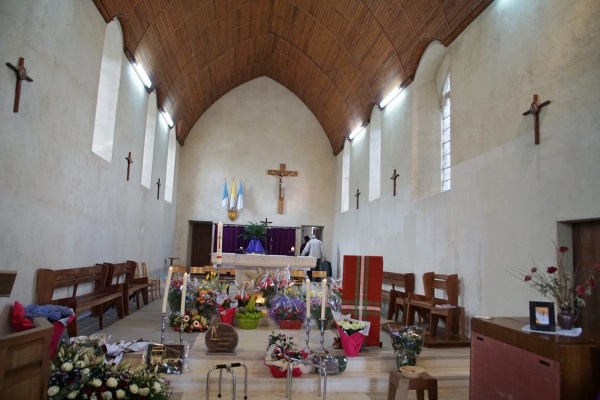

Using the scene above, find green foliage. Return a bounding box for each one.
[239,221,267,241]
[235,293,263,320]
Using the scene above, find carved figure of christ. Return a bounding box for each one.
[267,164,298,214]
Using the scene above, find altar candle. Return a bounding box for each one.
[291,246,295,252]
[321,278,327,320]
[180,273,188,315]
[305,278,311,318]
[162,266,173,313]
[216,221,223,264]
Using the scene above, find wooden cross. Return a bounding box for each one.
[267,163,298,214]
[522,94,551,145]
[156,178,161,200]
[355,189,361,209]
[261,217,272,227]
[125,152,133,181]
[390,169,399,196]
[6,57,34,113]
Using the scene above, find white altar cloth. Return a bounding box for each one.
[210,253,317,269]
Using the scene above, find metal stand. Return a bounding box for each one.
[303,316,313,354]
[286,357,327,399]
[179,316,184,344]
[314,319,329,354]
[160,312,167,344]
[206,362,248,400]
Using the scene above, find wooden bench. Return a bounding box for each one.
[0,316,53,400]
[382,271,415,323]
[36,264,124,337]
[105,261,149,316]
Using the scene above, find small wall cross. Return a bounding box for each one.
[522,94,551,145]
[355,189,361,209]
[390,169,399,196]
[125,152,133,181]
[6,57,34,113]
[156,178,161,200]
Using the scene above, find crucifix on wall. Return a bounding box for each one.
[156,178,161,200]
[267,163,298,214]
[6,57,34,113]
[355,189,361,209]
[522,94,551,145]
[125,152,133,181]
[390,169,399,196]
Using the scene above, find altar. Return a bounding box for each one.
[210,253,318,283]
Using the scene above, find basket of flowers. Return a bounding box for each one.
[269,294,306,329]
[264,332,304,378]
[174,309,209,332]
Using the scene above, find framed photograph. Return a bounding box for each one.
[529,301,556,332]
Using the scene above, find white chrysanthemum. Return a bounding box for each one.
[82,368,91,375]
[106,377,118,388]
[129,384,139,394]
[102,391,113,399]
[61,362,74,372]
[47,386,60,397]
[139,387,150,396]
[91,378,103,387]
[67,391,78,399]
[116,389,127,399]
[153,381,162,392]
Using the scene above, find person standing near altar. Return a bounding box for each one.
[301,235,324,281]
[299,235,310,255]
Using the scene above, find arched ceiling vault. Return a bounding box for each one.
[92,0,493,155]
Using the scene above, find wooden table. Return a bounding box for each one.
[387,370,438,400]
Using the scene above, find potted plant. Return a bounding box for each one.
[235,293,263,329]
[239,222,266,253]
[268,294,306,329]
[390,325,424,368]
[264,332,304,378]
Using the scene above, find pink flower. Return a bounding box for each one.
[524,275,532,282]
[558,246,569,253]
[594,263,600,271]
[576,285,586,296]
[546,266,558,274]
[530,267,537,273]
[589,278,596,288]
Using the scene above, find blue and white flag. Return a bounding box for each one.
[236,180,244,210]
[221,180,229,209]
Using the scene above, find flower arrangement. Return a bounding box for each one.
[510,244,599,309]
[48,340,171,400]
[235,293,263,320]
[337,319,366,336]
[269,294,306,321]
[390,325,424,367]
[174,310,209,333]
[264,331,304,377]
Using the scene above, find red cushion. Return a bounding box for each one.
[11,301,33,332]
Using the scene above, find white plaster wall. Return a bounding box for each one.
[0,0,177,330]
[333,0,600,333]
[174,77,336,265]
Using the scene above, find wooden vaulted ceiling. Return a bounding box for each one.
[92,0,493,155]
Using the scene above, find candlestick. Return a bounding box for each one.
[291,246,295,252]
[180,273,188,315]
[305,278,311,318]
[216,221,223,265]
[321,278,327,320]
[160,312,167,344]
[162,267,173,312]
[314,318,329,355]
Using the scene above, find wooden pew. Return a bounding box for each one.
[105,261,149,316]
[0,316,53,400]
[36,265,124,337]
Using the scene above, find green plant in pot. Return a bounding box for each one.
[239,222,267,253]
[235,293,263,329]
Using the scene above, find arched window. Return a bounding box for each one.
[441,75,451,191]
[91,21,123,162]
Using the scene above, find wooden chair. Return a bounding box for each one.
[312,270,327,280]
[406,273,464,339]
[141,262,161,301]
[189,266,206,279]
[290,269,307,286]
[388,273,415,324]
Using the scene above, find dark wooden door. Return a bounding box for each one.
[572,220,600,333]
[190,221,213,266]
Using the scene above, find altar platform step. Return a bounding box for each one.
[78,299,471,399]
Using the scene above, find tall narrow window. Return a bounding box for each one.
[91,21,122,162]
[441,75,451,192]
[141,91,157,189]
[164,128,176,203]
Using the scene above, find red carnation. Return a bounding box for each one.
[530,267,537,273]
[559,246,569,253]
[547,266,558,274]
[575,285,586,296]
[524,275,532,282]
[594,263,600,271]
[589,278,596,288]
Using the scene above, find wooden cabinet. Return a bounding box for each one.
[470,317,600,400]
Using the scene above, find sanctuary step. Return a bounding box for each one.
[78,300,470,399]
